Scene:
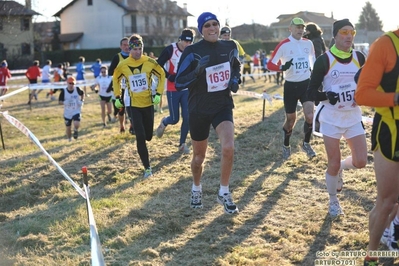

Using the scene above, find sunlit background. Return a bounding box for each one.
[13,0,398,32]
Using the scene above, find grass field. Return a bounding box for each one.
[0,75,397,266]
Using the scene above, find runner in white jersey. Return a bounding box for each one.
[267,17,316,160]
[58,76,85,141]
[307,18,367,217]
[91,65,113,127]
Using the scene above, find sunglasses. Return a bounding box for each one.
[68,83,75,85]
[101,71,106,73]
[338,29,357,36]
[203,22,219,28]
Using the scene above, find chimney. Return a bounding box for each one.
[183,3,187,11]
[123,0,128,6]
[25,0,31,9]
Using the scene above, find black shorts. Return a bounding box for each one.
[189,108,233,141]
[64,113,81,127]
[371,113,399,162]
[100,95,112,102]
[283,79,310,113]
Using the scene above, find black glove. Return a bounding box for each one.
[167,74,176,82]
[281,58,293,71]
[195,55,210,76]
[106,84,113,93]
[229,76,240,93]
[326,91,339,105]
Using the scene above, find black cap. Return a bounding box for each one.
[333,19,354,37]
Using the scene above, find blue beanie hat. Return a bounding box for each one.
[197,12,219,35]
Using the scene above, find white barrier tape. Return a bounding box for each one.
[233,90,273,105]
[83,184,105,266]
[0,86,30,101]
[26,80,97,90]
[0,111,87,199]
[0,80,97,92]
[9,72,96,82]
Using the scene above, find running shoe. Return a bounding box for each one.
[389,222,399,251]
[179,143,190,154]
[191,190,203,209]
[143,167,152,179]
[282,145,291,160]
[156,117,166,138]
[73,130,78,139]
[380,223,392,247]
[302,142,316,158]
[217,192,239,214]
[120,126,125,133]
[107,114,112,123]
[328,200,344,217]
[337,169,344,192]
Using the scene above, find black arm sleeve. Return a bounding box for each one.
[307,54,329,101]
[156,45,174,79]
[108,54,120,76]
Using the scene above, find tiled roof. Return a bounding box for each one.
[0,1,40,16]
[59,32,83,43]
[271,11,336,28]
[54,0,192,17]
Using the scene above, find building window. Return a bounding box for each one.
[144,16,149,32]
[131,15,137,33]
[156,17,162,28]
[21,17,30,31]
[88,0,93,5]
[21,43,31,55]
[0,18,3,30]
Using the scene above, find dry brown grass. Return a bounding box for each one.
[0,76,397,265]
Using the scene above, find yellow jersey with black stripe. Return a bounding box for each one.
[113,55,165,108]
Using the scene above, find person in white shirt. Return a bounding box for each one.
[58,76,85,141]
[91,65,113,127]
[41,59,52,99]
[267,17,317,161]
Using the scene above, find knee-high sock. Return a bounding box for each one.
[283,128,292,146]
[326,171,338,203]
[303,121,312,143]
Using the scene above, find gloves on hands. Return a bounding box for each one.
[153,94,161,105]
[115,98,124,108]
[195,55,210,76]
[229,76,240,93]
[167,74,176,82]
[326,91,339,105]
[280,58,294,71]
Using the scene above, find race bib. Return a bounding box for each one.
[205,62,230,93]
[128,73,148,93]
[66,99,78,110]
[330,82,357,109]
[293,56,310,72]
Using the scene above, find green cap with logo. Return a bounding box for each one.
[291,17,305,26]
